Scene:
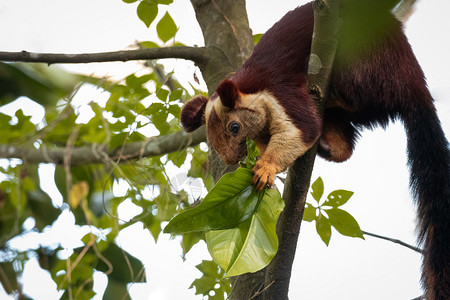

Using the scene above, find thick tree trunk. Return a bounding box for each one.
[190,0,254,92]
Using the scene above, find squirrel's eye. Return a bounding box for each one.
[229,122,241,134]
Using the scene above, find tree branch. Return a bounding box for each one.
[0,127,205,165]
[0,46,208,65]
[263,1,340,299]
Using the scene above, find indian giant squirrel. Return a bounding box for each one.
[180,1,450,298]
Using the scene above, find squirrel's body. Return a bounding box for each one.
[181,2,450,298]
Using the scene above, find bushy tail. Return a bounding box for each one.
[403,103,450,300]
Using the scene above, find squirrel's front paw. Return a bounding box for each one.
[252,160,277,191]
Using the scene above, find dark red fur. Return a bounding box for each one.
[180,95,208,132]
[232,4,320,144]
[216,79,239,109]
[205,1,449,298]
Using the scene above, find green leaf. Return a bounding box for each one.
[325,208,364,239]
[196,260,222,278]
[190,260,230,298]
[15,109,35,134]
[147,102,165,115]
[253,33,264,45]
[310,177,324,203]
[122,0,138,3]
[188,146,208,179]
[156,12,178,43]
[167,150,187,168]
[168,89,183,102]
[205,188,284,277]
[0,262,19,294]
[137,1,158,28]
[95,243,146,283]
[302,203,316,222]
[155,191,179,221]
[27,189,61,231]
[152,109,170,134]
[54,166,67,201]
[156,88,169,101]
[140,41,159,48]
[241,137,260,169]
[168,104,181,119]
[163,168,262,234]
[182,231,203,257]
[324,189,354,207]
[0,62,79,107]
[109,132,128,150]
[136,210,161,241]
[44,109,78,144]
[316,212,331,246]
[125,73,153,89]
[102,278,130,300]
[190,276,218,296]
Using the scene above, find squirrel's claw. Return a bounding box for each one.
[252,160,277,191]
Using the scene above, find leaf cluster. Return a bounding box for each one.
[164,138,284,297]
[123,0,179,44]
[0,36,208,298]
[303,177,364,246]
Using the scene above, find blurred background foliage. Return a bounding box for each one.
[0,1,219,296]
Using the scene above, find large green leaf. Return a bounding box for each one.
[325,208,364,239]
[205,188,283,277]
[163,168,263,234]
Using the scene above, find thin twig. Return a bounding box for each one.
[249,281,275,300]
[362,230,423,254]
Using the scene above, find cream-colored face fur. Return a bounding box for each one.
[203,90,319,190]
[204,96,265,164]
[204,91,311,169]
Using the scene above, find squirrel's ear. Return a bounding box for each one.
[180,95,208,132]
[216,79,239,110]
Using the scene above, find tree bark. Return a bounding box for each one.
[0,46,208,65]
[263,1,340,299]
[0,127,205,165]
[190,0,254,92]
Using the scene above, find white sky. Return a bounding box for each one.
[0,0,449,299]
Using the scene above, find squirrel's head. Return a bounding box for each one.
[180,79,266,165]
